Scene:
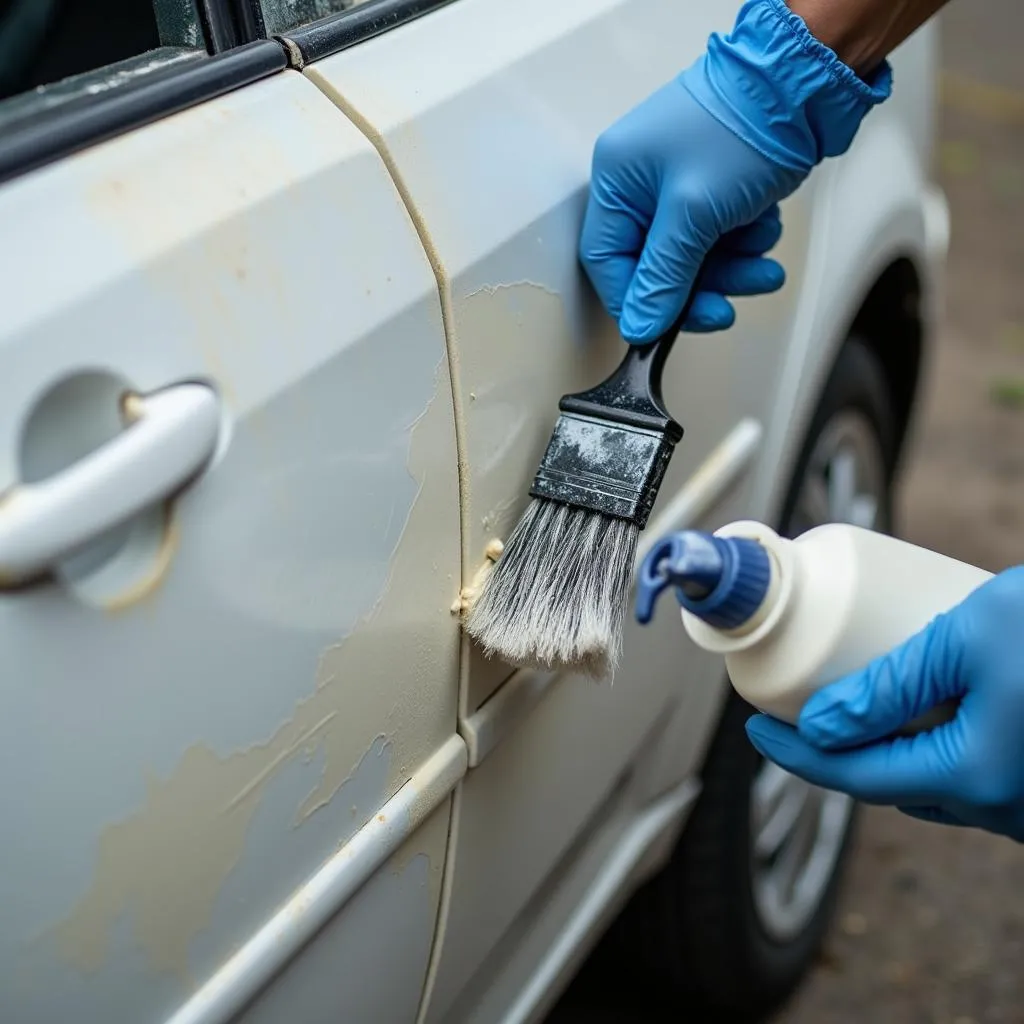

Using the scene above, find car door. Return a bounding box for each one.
[0,5,463,1023]
[286,0,824,1019]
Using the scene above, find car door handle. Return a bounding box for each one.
[0,383,220,585]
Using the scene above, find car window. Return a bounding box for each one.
[260,0,345,37]
[260,0,381,39]
[0,0,204,115]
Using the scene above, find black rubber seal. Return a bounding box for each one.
[281,0,457,66]
[0,39,286,186]
[198,0,268,52]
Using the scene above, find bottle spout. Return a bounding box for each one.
[636,530,772,630]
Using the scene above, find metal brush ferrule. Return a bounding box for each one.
[528,280,701,529]
[529,411,678,528]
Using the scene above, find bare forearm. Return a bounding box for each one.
[788,0,950,75]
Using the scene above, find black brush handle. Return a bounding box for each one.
[559,285,701,443]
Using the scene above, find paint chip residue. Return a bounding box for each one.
[52,363,460,978]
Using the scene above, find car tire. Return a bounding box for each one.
[596,337,899,1022]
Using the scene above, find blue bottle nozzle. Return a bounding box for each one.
[636,530,772,629]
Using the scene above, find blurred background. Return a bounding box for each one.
[552,2,1024,1021]
[779,2,1024,1021]
[779,2,1024,1020]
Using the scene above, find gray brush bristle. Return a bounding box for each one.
[465,498,639,679]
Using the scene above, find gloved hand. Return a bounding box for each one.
[745,568,1024,843]
[580,0,891,343]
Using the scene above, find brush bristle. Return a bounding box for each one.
[464,498,639,679]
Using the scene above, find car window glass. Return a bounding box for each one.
[0,0,203,112]
[259,0,373,38]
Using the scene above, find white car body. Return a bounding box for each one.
[0,1,946,1022]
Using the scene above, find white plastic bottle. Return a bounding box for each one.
[636,520,994,726]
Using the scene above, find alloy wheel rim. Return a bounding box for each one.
[749,409,887,942]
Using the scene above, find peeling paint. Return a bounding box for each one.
[51,362,460,976]
[224,715,337,819]
[0,75,463,1024]
[53,725,391,979]
[236,804,451,1024]
[160,741,463,1024]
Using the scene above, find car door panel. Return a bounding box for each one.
[237,805,451,1024]
[301,0,822,1017]
[0,69,461,1023]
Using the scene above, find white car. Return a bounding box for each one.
[0,1,946,1022]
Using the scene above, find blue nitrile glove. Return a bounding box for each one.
[580,0,892,343]
[745,568,1024,843]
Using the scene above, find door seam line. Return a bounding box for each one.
[300,70,470,568]
[298,66,469,1024]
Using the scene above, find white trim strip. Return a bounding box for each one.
[166,734,468,1024]
[503,777,701,1024]
[463,668,554,768]
[461,419,763,768]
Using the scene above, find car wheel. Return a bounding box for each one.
[602,338,897,1022]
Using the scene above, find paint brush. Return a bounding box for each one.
[465,295,694,678]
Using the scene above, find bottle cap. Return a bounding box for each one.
[636,530,772,629]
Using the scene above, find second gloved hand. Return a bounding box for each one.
[580,0,891,343]
[746,568,1024,843]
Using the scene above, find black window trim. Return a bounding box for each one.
[199,0,267,53]
[0,39,286,187]
[278,0,457,68]
[0,0,455,187]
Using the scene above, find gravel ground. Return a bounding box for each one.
[550,4,1024,1022]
